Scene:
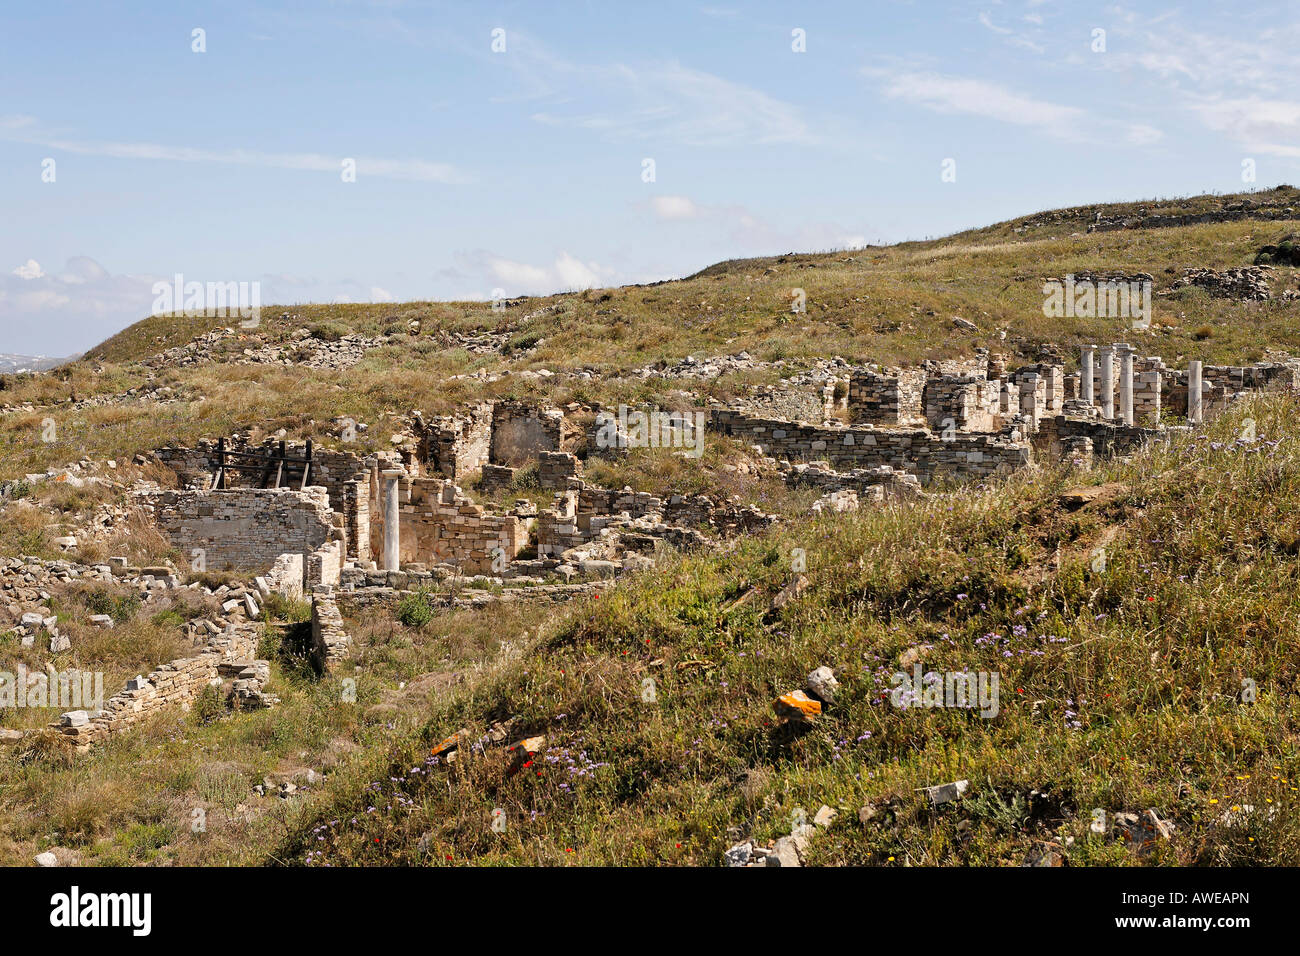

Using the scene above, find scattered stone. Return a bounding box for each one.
[774,689,822,723]
[813,805,838,828]
[805,666,839,704]
[920,779,969,806]
[1024,841,1066,867]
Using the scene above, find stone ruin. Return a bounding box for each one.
[134,347,1300,620]
[13,345,1298,755]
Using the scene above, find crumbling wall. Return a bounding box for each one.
[154,438,367,513]
[923,377,1000,432]
[532,485,776,560]
[538,451,582,489]
[51,623,259,752]
[784,462,923,498]
[398,478,536,574]
[491,402,563,465]
[848,369,927,426]
[139,487,339,575]
[1035,415,1154,460]
[418,403,493,479]
[710,409,1031,483]
[310,589,352,670]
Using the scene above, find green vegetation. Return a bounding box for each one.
[2,188,1300,866]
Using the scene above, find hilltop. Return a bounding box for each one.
[1,185,1299,868]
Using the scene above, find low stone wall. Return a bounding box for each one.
[710,409,1031,484]
[336,580,609,613]
[535,486,776,558]
[784,462,923,498]
[310,589,351,671]
[138,487,339,575]
[1035,415,1155,460]
[52,622,259,752]
[260,552,304,600]
[479,464,516,492]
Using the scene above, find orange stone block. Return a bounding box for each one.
[775,690,821,722]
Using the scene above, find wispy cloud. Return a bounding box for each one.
[1109,11,1300,158]
[0,115,470,183]
[873,70,1084,132]
[494,35,816,147]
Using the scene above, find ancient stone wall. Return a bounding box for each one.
[51,622,259,752]
[310,589,351,670]
[538,451,582,489]
[139,487,338,575]
[710,409,1031,483]
[848,369,927,426]
[154,438,367,513]
[417,404,492,479]
[784,462,923,498]
[1034,415,1154,461]
[491,402,565,465]
[923,377,1000,432]
[397,478,535,575]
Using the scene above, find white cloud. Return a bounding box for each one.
[370,286,394,302]
[0,115,469,184]
[516,48,815,146]
[488,257,551,287]
[651,195,700,220]
[445,249,618,297]
[553,252,603,289]
[1125,124,1165,146]
[1191,97,1300,158]
[874,70,1084,131]
[12,258,44,280]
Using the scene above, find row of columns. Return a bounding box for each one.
[1078,345,1203,425]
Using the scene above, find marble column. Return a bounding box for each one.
[1080,345,1095,405]
[381,470,402,571]
[1099,345,1115,420]
[1188,360,1203,424]
[1118,344,1134,426]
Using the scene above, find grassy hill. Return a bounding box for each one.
[3,186,1300,866]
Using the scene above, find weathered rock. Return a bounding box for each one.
[921,779,969,806]
[774,689,821,723]
[813,805,838,828]
[765,836,803,867]
[806,666,839,704]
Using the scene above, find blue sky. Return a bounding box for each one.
[2,0,1298,355]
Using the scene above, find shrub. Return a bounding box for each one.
[396,589,435,629]
[191,684,226,726]
[1194,325,1214,340]
[85,589,141,624]
[309,322,348,343]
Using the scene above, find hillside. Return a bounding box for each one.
[2,186,1300,868]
